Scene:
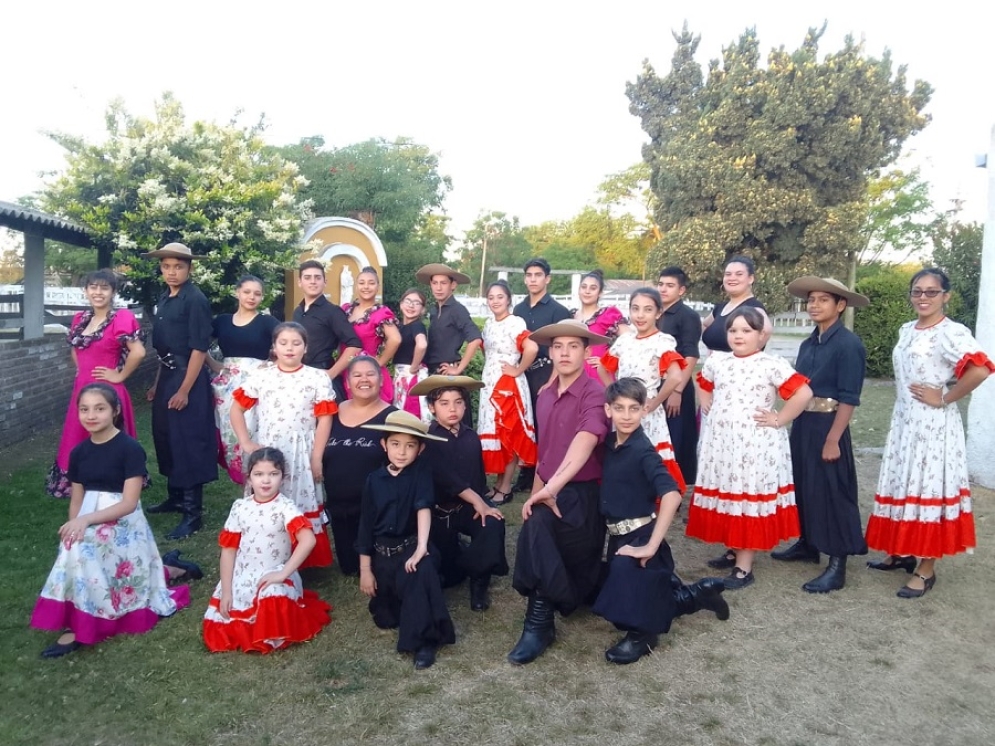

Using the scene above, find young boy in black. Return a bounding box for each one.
[591,378,730,664]
[409,375,508,611]
[357,411,455,669]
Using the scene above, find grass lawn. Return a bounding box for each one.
[2,383,994,746]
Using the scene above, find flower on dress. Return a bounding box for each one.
[115,560,134,579]
[119,585,138,608]
[95,524,116,543]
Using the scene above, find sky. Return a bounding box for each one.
[2,0,993,241]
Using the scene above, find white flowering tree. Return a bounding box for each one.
[41,93,311,311]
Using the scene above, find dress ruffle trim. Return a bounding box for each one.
[696,371,714,393]
[285,515,311,537]
[865,489,976,558]
[515,329,531,353]
[203,591,331,654]
[313,399,338,417]
[300,527,334,569]
[654,443,686,495]
[599,352,619,374]
[232,388,258,410]
[219,530,241,549]
[658,351,687,376]
[483,374,538,474]
[954,351,995,379]
[686,487,800,550]
[778,372,810,400]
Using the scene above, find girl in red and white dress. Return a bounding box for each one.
[230,322,336,568]
[479,280,538,504]
[597,287,686,492]
[865,268,993,598]
[203,447,331,653]
[686,306,813,590]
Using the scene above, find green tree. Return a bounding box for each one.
[628,24,932,309]
[458,212,533,295]
[40,93,309,312]
[932,220,983,331]
[383,213,451,307]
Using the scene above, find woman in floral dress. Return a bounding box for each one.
[865,268,993,598]
[571,269,628,380]
[203,447,331,653]
[207,275,279,484]
[47,270,145,498]
[479,280,538,504]
[342,267,400,403]
[230,323,337,568]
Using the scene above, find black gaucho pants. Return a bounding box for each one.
[151,365,217,490]
[431,502,509,587]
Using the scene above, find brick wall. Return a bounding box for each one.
[0,330,157,452]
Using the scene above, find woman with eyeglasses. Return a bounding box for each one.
[864,268,993,598]
[393,288,430,420]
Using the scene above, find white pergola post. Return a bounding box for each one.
[570,272,581,307]
[22,231,45,340]
[967,125,995,487]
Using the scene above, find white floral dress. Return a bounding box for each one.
[479,315,537,473]
[865,319,994,558]
[686,351,808,550]
[601,330,687,491]
[233,365,337,568]
[203,494,332,653]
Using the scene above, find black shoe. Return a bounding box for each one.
[146,488,184,515]
[803,556,846,594]
[724,567,755,590]
[771,539,820,563]
[162,550,203,582]
[507,594,555,665]
[605,632,658,665]
[512,467,535,493]
[897,572,936,599]
[867,555,916,573]
[414,646,437,669]
[676,577,730,620]
[706,550,737,570]
[41,640,81,659]
[469,576,491,611]
[167,487,203,541]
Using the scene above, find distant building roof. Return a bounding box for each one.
[0,201,93,247]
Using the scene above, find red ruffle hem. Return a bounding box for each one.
[865,489,976,559]
[203,591,332,654]
[686,485,800,551]
[482,374,537,474]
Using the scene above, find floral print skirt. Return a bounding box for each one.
[30,491,189,644]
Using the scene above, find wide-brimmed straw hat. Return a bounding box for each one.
[409,375,485,397]
[415,263,471,285]
[361,410,447,441]
[787,276,869,308]
[529,319,610,346]
[141,242,204,261]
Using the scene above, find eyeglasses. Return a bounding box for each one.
[401,299,424,306]
[910,289,944,298]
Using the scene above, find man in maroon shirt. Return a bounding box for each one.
[508,320,610,665]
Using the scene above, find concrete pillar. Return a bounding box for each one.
[570,272,581,307]
[22,232,45,340]
[967,124,995,487]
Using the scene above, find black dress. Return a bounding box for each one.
[700,297,767,352]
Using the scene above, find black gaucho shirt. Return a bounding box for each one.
[355,458,436,555]
[794,320,866,406]
[657,300,702,359]
[424,295,482,367]
[600,427,679,521]
[513,293,571,363]
[292,295,362,370]
[422,422,488,507]
[152,281,212,357]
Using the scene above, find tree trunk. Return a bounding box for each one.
[843,251,857,330]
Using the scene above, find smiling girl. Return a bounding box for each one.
[571,269,629,380]
[393,288,430,421]
[343,267,400,403]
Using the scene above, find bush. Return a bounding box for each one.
[854,266,916,378]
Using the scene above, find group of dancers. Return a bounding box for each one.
[30,243,993,668]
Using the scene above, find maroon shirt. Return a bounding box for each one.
[535,373,608,484]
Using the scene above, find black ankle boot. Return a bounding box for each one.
[803,556,847,594]
[146,488,184,515]
[771,538,820,563]
[469,575,491,611]
[507,594,555,665]
[162,550,203,581]
[167,486,203,540]
[605,631,658,664]
[675,577,730,621]
[512,467,535,493]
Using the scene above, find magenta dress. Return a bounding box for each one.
[341,303,397,403]
[46,310,143,498]
[572,306,627,380]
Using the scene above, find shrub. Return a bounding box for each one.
[854,266,916,378]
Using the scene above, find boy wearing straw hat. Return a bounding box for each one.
[141,243,218,540]
[358,411,455,669]
[409,375,509,612]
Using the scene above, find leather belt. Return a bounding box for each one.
[805,397,839,413]
[157,352,188,370]
[373,536,417,557]
[606,513,656,536]
[527,357,552,372]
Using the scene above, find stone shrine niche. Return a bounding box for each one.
[287,217,388,317]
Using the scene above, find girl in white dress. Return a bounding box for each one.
[686,307,813,590]
[597,287,687,492]
[865,268,993,598]
[230,322,337,568]
[203,447,331,653]
[479,280,538,504]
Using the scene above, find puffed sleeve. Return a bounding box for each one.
[281,499,311,542]
[373,305,397,339]
[767,356,810,400]
[114,309,143,343]
[939,322,995,379]
[657,335,687,376]
[696,354,719,393]
[600,337,621,374]
[232,387,258,410]
[219,500,242,549]
[311,369,338,416]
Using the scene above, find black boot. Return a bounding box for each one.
[512,467,535,493]
[803,556,847,594]
[507,594,555,665]
[146,487,184,515]
[605,631,658,665]
[771,538,820,563]
[161,549,203,581]
[675,577,730,621]
[167,486,203,541]
[469,575,491,611]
